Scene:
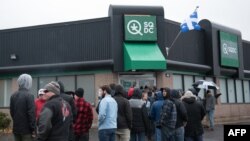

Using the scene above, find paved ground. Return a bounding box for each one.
[1,121,249,141]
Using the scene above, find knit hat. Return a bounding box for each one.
[75,88,84,97]
[44,81,60,95]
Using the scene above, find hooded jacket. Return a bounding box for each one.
[170,89,188,129]
[129,88,150,133]
[150,91,164,122]
[113,85,132,129]
[182,91,206,137]
[10,74,35,134]
[58,81,77,121]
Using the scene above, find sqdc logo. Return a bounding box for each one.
[127,20,155,36]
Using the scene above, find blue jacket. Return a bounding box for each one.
[150,92,164,122]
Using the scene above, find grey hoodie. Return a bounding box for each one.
[17,74,32,90]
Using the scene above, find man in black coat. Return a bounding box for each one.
[113,85,132,140]
[10,74,36,141]
[57,81,77,141]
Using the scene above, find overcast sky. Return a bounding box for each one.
[1,0,250,40]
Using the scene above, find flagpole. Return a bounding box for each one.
[165,6,200,56]
[166,31,181,56]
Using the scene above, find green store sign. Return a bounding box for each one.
[220,31,239,68]
[124,15,157,41]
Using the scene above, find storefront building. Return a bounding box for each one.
[1,5,250,125]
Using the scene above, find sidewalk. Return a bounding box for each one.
[1,121,249,141]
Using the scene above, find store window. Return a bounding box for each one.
[235,80,243,103]
[77,75,95,105]
[58,76,75,92]
[173,74,182,90]
[219,78,227,103]
[39,77,56,88]
[227,79,236,103]
[0,79,13,107]
[184,75,193,91]
[30,77,38,97]
[243,80,250,103]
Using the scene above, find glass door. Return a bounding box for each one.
[119,73,156,91]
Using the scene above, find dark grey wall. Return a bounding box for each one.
[165,19,206,65]
[0,18,112,72]
[243,40,250,70]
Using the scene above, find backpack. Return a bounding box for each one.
[159,99,177,129]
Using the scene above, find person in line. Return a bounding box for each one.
[205,90,216,131]
[10,73,36,141]
[98,85,118,141]
[141,90,154,141]
[57,81,77,141]
[35,89,46,121]
[160,87,177,141]
[129,88,150,141]
[113,85,132,141]
[73,88,93,141]
[127,82,136,99]
[110,83,116,97]
[150,91,164,141]
[171,89,188,141]
[181,91,206,141]
[36,81,72,141]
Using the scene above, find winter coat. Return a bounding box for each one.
[10,88,36,134]
[150,92,164,122]
[114,94,133,129]
[129,99,150,133]
[36,95,72,141]
[182,96,206,137]
[171,89,188,128]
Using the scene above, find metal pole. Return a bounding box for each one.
[166,31,181,56]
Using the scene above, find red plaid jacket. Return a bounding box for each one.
[73,97,93,135]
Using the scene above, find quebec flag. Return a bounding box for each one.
[180,10,201,32]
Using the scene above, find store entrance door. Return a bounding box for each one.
[119,74,156,91]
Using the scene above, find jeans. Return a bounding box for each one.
[174,126,184,141]
[74,132,89,141]
[155,128,161,141]
[185,135,203,141]
[130,132,145,141]
[116,129,130,141]
[207,110,215,129]
[161,126,175,141]
[14,134,33,141]
[98,129,116,141]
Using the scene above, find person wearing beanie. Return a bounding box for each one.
[35,89,46,121]
[75,88,84,97]
[36,81,72,141]
[10,73,36,141]
[181,90,205,141]
[57,81,76,141]
[73,88,93,141]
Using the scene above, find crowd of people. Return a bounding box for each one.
[10,73,216,141]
